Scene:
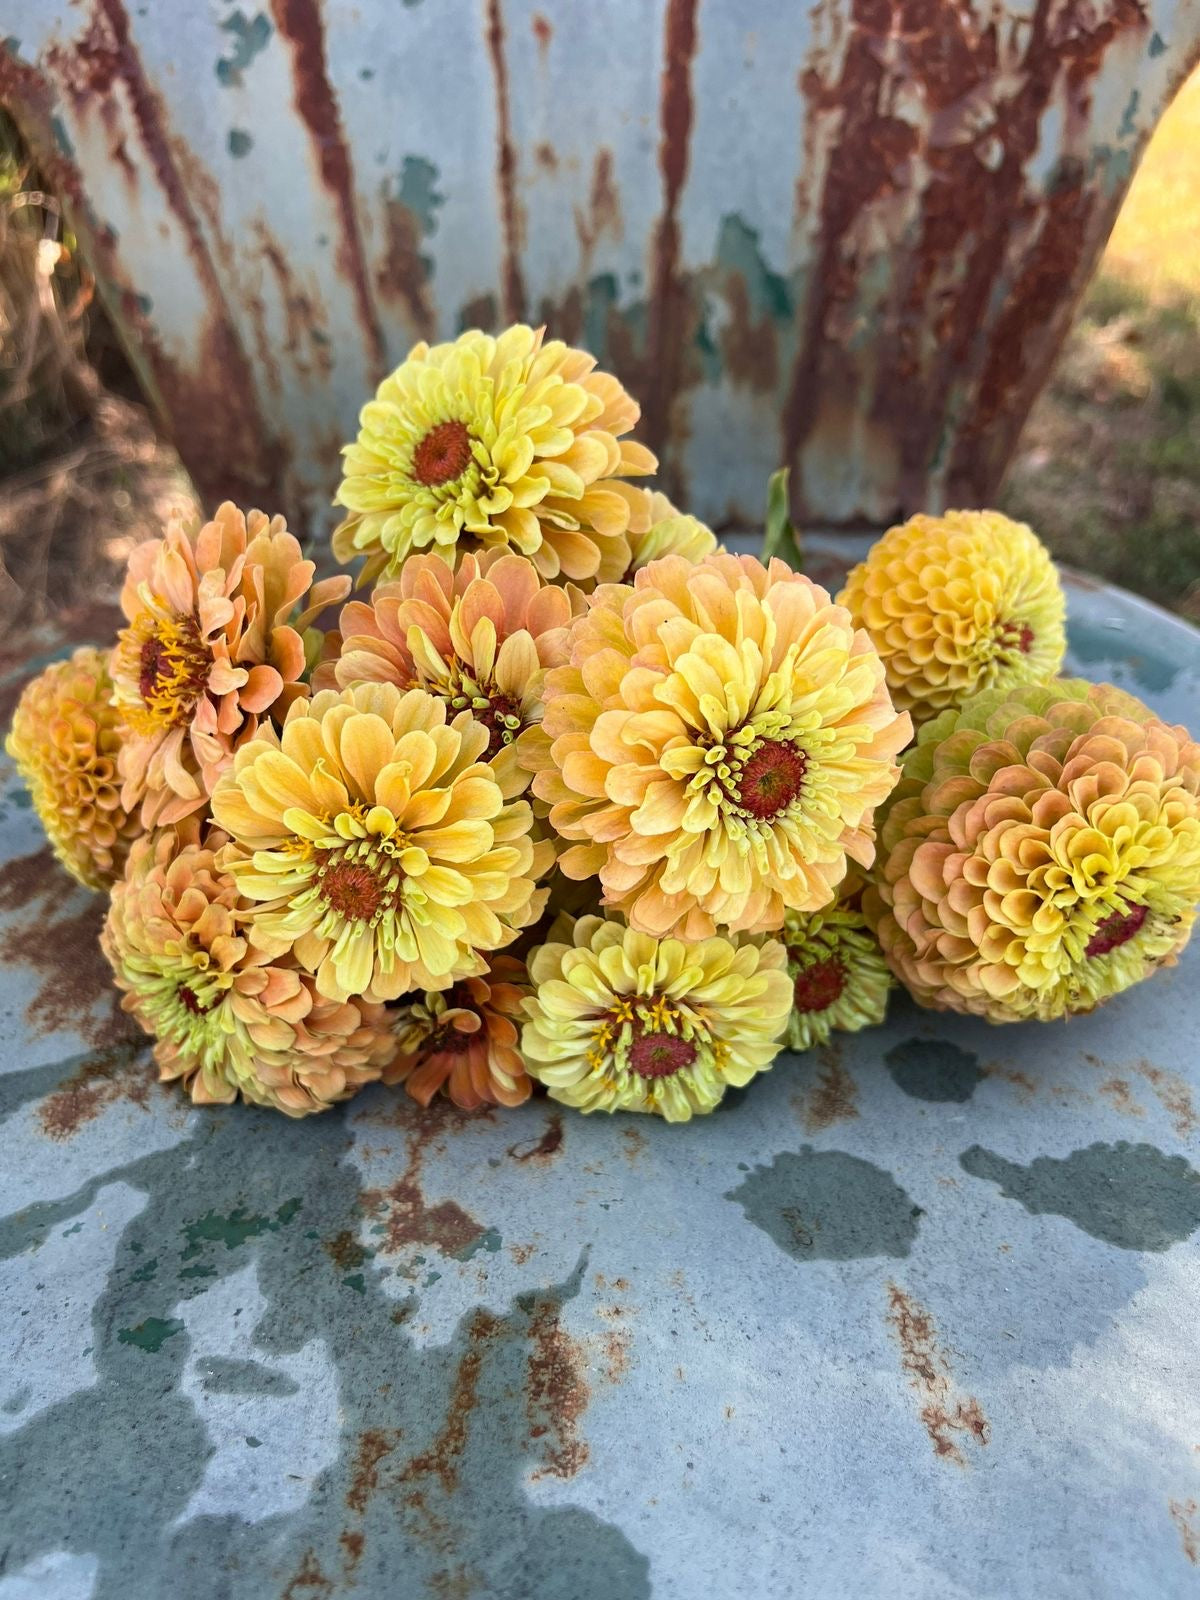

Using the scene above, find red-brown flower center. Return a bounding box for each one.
[412,420,473,487]
[321,859,386,922]
[424,1019,475,1056]
[791,955,846,1014]
[628,1030,697,1079]
[735,741,808,819]
[1086,902,1148,958]
[133,614,210,729]
[997,618,1035,655]
[475,690,525,757]
[178,985,215,1016]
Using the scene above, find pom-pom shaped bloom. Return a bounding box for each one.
[521,914,792,1120]
[528,553,911,937]
[613,487,718,580]
[5,647,140,891]
[210,682,551,1002]
[781,899,892,1052]
[111,502,350,826]
[332,324,656,585]
[384,955,532,1110]
[320,551,582,796]
[102,826,397,1115]
[864,679,1200,1022]
[839,510,1066,726]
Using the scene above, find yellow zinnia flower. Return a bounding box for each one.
[103,824,398,1115]
[864,678,1200,1021]
[111,502,350,826]
[332,324,656,586]
[782,897,893,1052]
[838,510,1066,727]
[521,914,792,1120]
[384,954,532,1111]
[6,647,140,891]
[318,550,583,799]
[611,487,718,581]
[210,682,551,1002]
[527,552,911,938]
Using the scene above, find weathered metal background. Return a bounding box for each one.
[2,1,1199,536]
[1,557,1200,1598]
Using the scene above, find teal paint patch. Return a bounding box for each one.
[961,1141,1200,1251]
[178,1263,216,1280]
[215,11,272,88]
[342,1272,365,1293]
[245,1436,262,1448]
[227,128,253,158]
[181,1198,302,1258]
[62,1222,83,1237]
[693,310,722,383]
[726,1147,923,1261]
[456,1226,501,1261]
[1118,89,1140,141]
[129,1257,158,1284]
[398,156,443,235]
[715,214,792,322]
[885,1039,984,1103]
[1149,29,1167,55]
[200,1358,300,1398]
[117,1317,184,1353]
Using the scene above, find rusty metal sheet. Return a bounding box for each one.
[2,1,1199,535]
[2,553,1200,1598]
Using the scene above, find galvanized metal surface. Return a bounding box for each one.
[3,1,1200,535]
[0,559,1199,1598]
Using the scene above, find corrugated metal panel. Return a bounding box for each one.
[1,0,1198,536]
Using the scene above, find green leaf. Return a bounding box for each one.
[761,467,804,570]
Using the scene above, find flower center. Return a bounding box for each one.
[412,420,473,487]
[996,618,1034,656]
[424,1018,475,1056]
[791,955,846,1014]
[1085,902,1148,958]
[319,856,388,922]
[733,741,808,819]
[628,1029,697,1080]
[124,613,210,733]
[178,984,215,1016]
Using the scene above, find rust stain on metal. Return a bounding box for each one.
[621,1126,647,1164]
[323,1229,368,1271]
[37,1042,157,1140]
[280,1548,335,1599]
[797,1044,860,1132]
[358,1099,493,1258]
[403,1308,498,1495]
[531,12,553,57]
[1098,1077,1146,1117]
[574,147,623,263]
[484,0,527,323]
[720,272,778,393]
[1136,1060,1198,1138]
[376,196,437,341]
[254,221,336,380]
[0,847,138,1052]
[507,1111,564,1164]
[526,1294,590,1480]
[885,1282,990,1466]
[269,0,386,379]
[642,0,699,457]
[534,141,558,172]
[345,1427,399,1515]
[1170,1497,1200,1564]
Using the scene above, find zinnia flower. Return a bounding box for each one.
[111,502,350,826]
[612,487,717,580]
[6,647,140,891]
[383,955,531,1110]
[527,552,911,937]
[838,510,1066,726]
[210,682,551,1002]
[781,898,892,1051]
[864,678,1200,1022]
[318,551,583,796]
[331,324,656,585]
[102,825,398,1115]
[521,914,792,1120]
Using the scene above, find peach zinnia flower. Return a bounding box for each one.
[521,914,792,1120]
[210,683,551,1002]
[111,502,349,826]
[384,955,532,1110]
[865,679,1200,1021]
[332,324,656,585]
[6,647,140,890]
[527,552,911,937]
[319,551,583,797]
[839,510,1066,726]
[103,825,397,1115]
[609,487,717,581]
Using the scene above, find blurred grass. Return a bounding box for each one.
[1005,66,1200,620]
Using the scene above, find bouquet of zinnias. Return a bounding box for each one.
[9,325,1200,1122]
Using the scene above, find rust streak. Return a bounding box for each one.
[484,0,526,323]
[281,1549,334,1599]
[643,0,700,455]
[270,0,386,379]
[526,1296,590,1480]
[403,1308,498,1494]
[1170,1497,1200,1564]
[507,1111,564,1164]
[38,1043,156,1141]
[1137,1060,1198,1138]
[799,1045,860,1132]
[886,1282,990,1466]
[345,1428,399,1515]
